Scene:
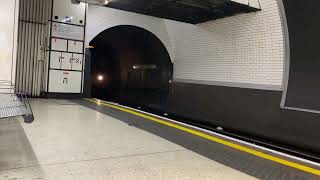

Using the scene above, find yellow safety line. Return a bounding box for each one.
[85,98,320,176]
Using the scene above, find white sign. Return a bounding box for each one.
[52,22,84,41]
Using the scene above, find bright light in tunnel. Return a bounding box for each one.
[97,75,104,81]
[104,0,110,5]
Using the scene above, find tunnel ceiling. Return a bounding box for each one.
[83,0,260,24]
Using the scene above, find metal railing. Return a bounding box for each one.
[0,80,34,123]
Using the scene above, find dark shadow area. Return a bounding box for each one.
[90,25,173,108]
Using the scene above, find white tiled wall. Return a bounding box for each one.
[86,0,285,89]
[166,0,284,88]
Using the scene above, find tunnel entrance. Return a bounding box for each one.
[90,25,173,107]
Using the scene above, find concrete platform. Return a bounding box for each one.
[0,99,258,179]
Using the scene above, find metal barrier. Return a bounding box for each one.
[0,80,34,123]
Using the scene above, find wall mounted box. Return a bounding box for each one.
[61,52,73,70]
[68,40,84,53]
[51,38,67,51]
[52,0,86,25]
[48,70,82,93]
[46,0,86,96]
[50,52,81,71]
[72,54,83,71]
[50,51,62,69]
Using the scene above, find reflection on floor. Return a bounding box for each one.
[0,99,256,180]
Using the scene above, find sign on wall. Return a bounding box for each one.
[51,22,84,41]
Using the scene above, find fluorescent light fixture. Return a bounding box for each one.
[132,64,157,70]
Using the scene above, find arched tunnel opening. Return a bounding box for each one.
[89,25,173,107]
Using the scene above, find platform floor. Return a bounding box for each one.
[0,99,318,179]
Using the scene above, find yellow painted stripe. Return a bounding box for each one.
[85,98,320,176]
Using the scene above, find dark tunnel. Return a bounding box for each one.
[89,25,173,106]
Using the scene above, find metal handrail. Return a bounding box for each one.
[0,80,34,123]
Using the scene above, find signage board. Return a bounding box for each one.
[52,22,84,41]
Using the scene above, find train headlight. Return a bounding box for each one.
[97,75,104,81]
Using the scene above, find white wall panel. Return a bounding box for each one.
[0,0,19,82]
[60,52,72,70]
[86,5,174,62]
[68,40,84,53]
[53,0,86,25]
[72,54,83,71]
[48,70,82,93]
[51,38,68,51]
[50,51,62,69]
